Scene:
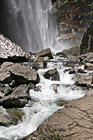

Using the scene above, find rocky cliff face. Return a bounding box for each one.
[53,0,93,47]
[80,22,93,54]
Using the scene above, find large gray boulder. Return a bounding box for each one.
[84,63,93,70]
[36,48,53,59]
[79,52,93,63]
[9,63,39,84]
[0,85,30,108]
[75,74,93,88]
[44,69,60,81]
[0,62,39,84]
[57,46,80,57]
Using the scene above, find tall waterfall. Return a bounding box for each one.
[1,0,62,52]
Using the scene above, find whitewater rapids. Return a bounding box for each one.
[0,56,86,140]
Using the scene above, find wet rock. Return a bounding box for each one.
[34,56,49,62]
[44,69,60,81]
[79,52,93,63]
[77,68,86,74]
[9,63,39,84]
[56,52,67,57]
[9,80,16,87]
[34,56,45,62]
[56,101,68,107]
[0,34,28,62]
[63,46,80,56]
[0,83,12,97]
[75,74,93,88]
[28,83,41,92]
[57,46,80,57]
[64,68,85,74]
[3,86,12,96]
[32,61,47,70]
[64,68,72,72]
[0,85,30,108]
[0,106,18,126]
[67,55,80,63]
[44,56,50,61]
[7,109,25,121]
[69,70,76,74]
[57,47,80,63]
[84,63,93,70]
[36,48,53,59]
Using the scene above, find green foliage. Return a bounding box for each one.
[88,2,93,7]
[88,2,93,15]
[87,11,93,15]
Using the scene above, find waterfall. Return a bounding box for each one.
[0,0,62,52]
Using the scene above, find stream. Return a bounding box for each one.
[0,56,86,140]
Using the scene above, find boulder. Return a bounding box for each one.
[79,52,93,63]
[67,55,79,63]
[57,47,80,63]
[0,34,28,62]
[34,56,49,62]
[9,63,39,84]
[63,46,80,56]
[57,46,80,57]
[0,106,18,126]
[0,71,12,84]
[75,74,93,88]
[0,85,30,108]
[36,48,53,59]
[69,70,76,74]
[0,84,12,97]
[32,62,47,70]
[7,109,25,122]
[28,83,41,92]
[44,69,60,81]
[34,56,44,62]
[84,62,93,70]
[77,68,86,74]
[64,68,86,74]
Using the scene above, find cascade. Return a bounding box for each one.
[0,0,63,52]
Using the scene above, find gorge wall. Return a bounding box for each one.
[52,0,93,47]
